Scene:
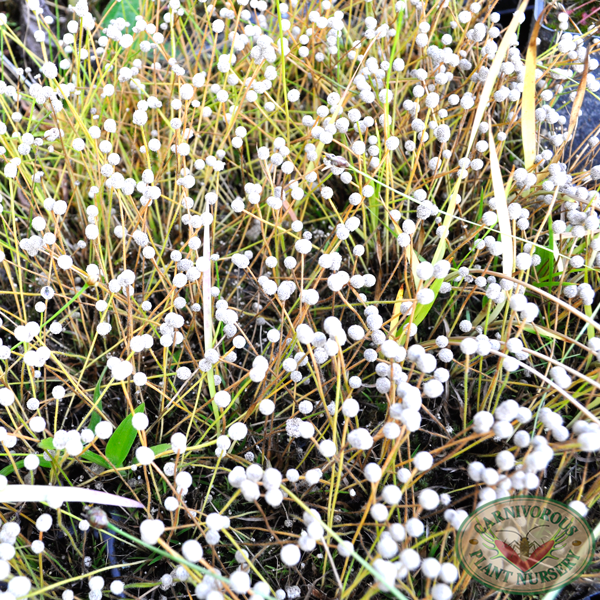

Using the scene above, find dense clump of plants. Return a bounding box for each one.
[0,0,599,598]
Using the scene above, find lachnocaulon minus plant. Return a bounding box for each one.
[0,0,598,599]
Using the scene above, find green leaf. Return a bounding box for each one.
[535,215,554,282]
[90,401,104,433]
[81,451,111,469]
[38,438,112,469]
[412,278,443,326]
[132,443,171,464]
[1,457,52,476]
[102,0,140,29]
[396,277,444,345]
[38,438,56,450]
[105,403,145,468]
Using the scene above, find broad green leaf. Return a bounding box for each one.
[1,457,52,476]
[81,451,111,469]
[38,439,111,469]
[105,403,145,468]
[102,0,140,30]
[398,279,443,345]
[535,241,554,280]
[413,278,443,327]
[536,216,563,280]
[38,438,55,450]
[89,400,104,433]
[132,443,171,464]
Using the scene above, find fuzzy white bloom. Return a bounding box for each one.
[281,544,301,565]
[214,390,231,408]
[319,440,336,457]
[41,62,58,79]
[579,432,600,452]
[418,489,440,510]
[140,519,165,545]
[413,451,433,471]
[347,428,373,450]
[364,462,382,483]
[473,411,494,433]
[136,446,155,465]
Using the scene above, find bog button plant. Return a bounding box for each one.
[0,0,598,598]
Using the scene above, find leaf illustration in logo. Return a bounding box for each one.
[495,539,555,573]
